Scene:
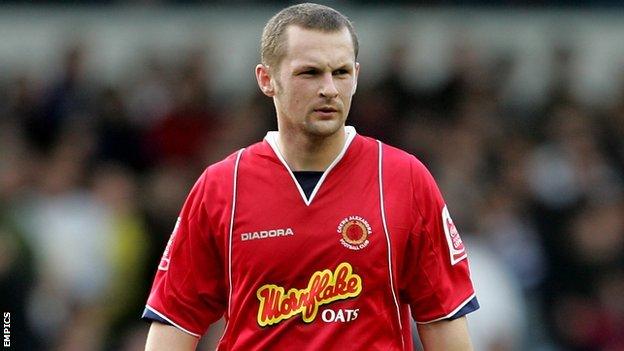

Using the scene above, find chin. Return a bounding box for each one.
[304,119,344,137]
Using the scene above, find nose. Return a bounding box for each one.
[319,72,339,99]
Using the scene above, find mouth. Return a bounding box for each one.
[313,106,339,115]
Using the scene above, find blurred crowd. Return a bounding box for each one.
[1,33,624,351]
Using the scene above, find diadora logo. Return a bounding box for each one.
[158,217,181,271]
[337,215,372,251]
[256,262,362,327]
[442,205,467,265]
[240,228,294,242]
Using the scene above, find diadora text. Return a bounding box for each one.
[241,228,294,242]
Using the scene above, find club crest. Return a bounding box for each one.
[337,215,372,251]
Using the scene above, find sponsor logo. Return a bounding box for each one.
[442,205,467,265]
[321,308,359,323]
[337,216,372,251]
[256,262,362,327]
[158,217,181,271]
[241,228,294,242]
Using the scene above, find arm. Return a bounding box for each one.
[145,322,199,351]
[417,316,473,351]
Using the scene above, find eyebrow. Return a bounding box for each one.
[294,63,353,72]
[295,65,319,72]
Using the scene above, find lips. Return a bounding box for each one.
[314,106,338,113]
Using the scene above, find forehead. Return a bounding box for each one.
[281,25,355,69]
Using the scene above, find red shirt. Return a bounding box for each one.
[144,127,477,350]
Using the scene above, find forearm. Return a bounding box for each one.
[417,316,474,351]
[145,322,199,351]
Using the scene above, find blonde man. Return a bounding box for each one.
[143,3,478,350]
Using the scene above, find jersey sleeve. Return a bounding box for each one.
[401,157,478,323]
[142,170,226,337]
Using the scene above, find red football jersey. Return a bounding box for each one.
[145,127,477,350]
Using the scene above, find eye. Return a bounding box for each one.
[299,69,317,76]
[333,69,349,76]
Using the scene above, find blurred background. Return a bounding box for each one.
[1,1,624,351]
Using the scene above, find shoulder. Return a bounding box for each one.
[358,134,429,176]
[204,149,244,179]
[363,136,440,206]
[196,147,247,204]
[203,140,266,178]
[382,141,434,184]
[200,140,269,194]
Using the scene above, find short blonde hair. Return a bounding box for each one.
[260,3,359,70]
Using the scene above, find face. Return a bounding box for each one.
[256,25,359,138]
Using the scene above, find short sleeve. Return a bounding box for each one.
[401,158,478,323]
[143,170,226,337]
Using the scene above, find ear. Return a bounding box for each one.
[352,62,360,95]
[255,64,275,97]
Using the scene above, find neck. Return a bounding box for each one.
[277,127,347,171]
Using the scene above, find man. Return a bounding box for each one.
[143,3,479,350]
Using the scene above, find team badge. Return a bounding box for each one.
[442,206,467,265]
[337,215,372,251]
